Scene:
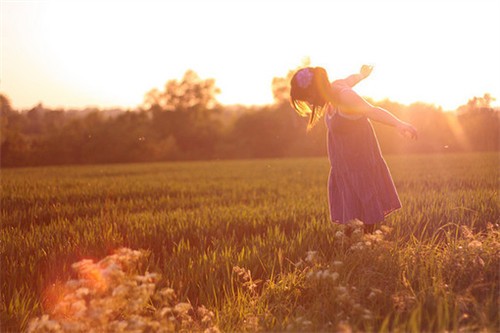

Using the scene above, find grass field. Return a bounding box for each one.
[1,153,499,332]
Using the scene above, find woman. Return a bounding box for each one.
[290,65,417,232]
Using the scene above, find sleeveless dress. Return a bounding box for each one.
[325,106,401,225]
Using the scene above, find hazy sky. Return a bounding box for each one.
[2,0,499,111]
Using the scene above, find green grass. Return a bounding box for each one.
[1,153,499,332]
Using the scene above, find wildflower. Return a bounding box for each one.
[468,240,483,250]
[295,259,305,268]
[197,306,215,324]
[364,231,384,243]
[243,315,260,331]
[71,259,94,273]
[27,248,220,333]
[392,292,416,313]
[66,279,82,289]
[26,315,61,333]
[158,287,175,300]
[305,250,317,263]
[349,219,365,227]
[380,225,393,234]
[108,320,128,332]
[174,302,192,314]
[352,228,362,237]
[75,287,90,298]
[350,242,364,251]
[60,321,86,331]
[369,287,382,297]
[332,260,343,268]
[461,225,474,239]
[71,300,87,318]
[112,284,129,298]
[335,286,348,295]
[159,307,174,318]
[362,309,373,320]
[135,272,160,283]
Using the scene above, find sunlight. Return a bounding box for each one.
[39,2,176,107]
[444,113,472,151]
[36,1,278,107]
[3,0,499,110]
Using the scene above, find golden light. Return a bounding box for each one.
[2,0,499,110]
[443,113,472,151]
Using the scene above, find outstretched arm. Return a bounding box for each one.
[335,88,418,140]
[344,65,374,87]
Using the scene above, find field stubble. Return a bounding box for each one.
[1,153,499,332]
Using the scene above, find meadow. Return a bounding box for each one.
[1,153,499,332]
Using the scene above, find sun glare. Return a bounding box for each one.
[2,0,499,110]
[38,2,156,107]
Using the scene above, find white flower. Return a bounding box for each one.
[75,287,90,298]
[350,242,364,251]
[332,260,343,268]
[71,300,87,318]
[112,284,129,298]
[468,240,483,250]
[362,309,373,320]
[27,247,220,332]
[349,219,364,227]
[174,302,192,314]
[352,229,363,236]
[335,286,348,295]
[305,250,317,263]
[159,288,175,299]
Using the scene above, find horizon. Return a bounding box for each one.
[2,0,500,112]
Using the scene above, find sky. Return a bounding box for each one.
[1,0,499,111]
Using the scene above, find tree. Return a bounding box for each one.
[143,70,223,159]
[458,93,496,114]
[271,58,310,105]
[1,94,14,146]
[143,70,220,114]
[0,94,13,114]
[457,94,499,151]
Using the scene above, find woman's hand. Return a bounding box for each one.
[360,64,374,79]
[397,121,418,140]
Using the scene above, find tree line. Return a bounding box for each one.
[1,69,498,167]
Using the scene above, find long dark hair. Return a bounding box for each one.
[290,66,333,130]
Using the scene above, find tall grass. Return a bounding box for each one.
[1,153,499,332]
